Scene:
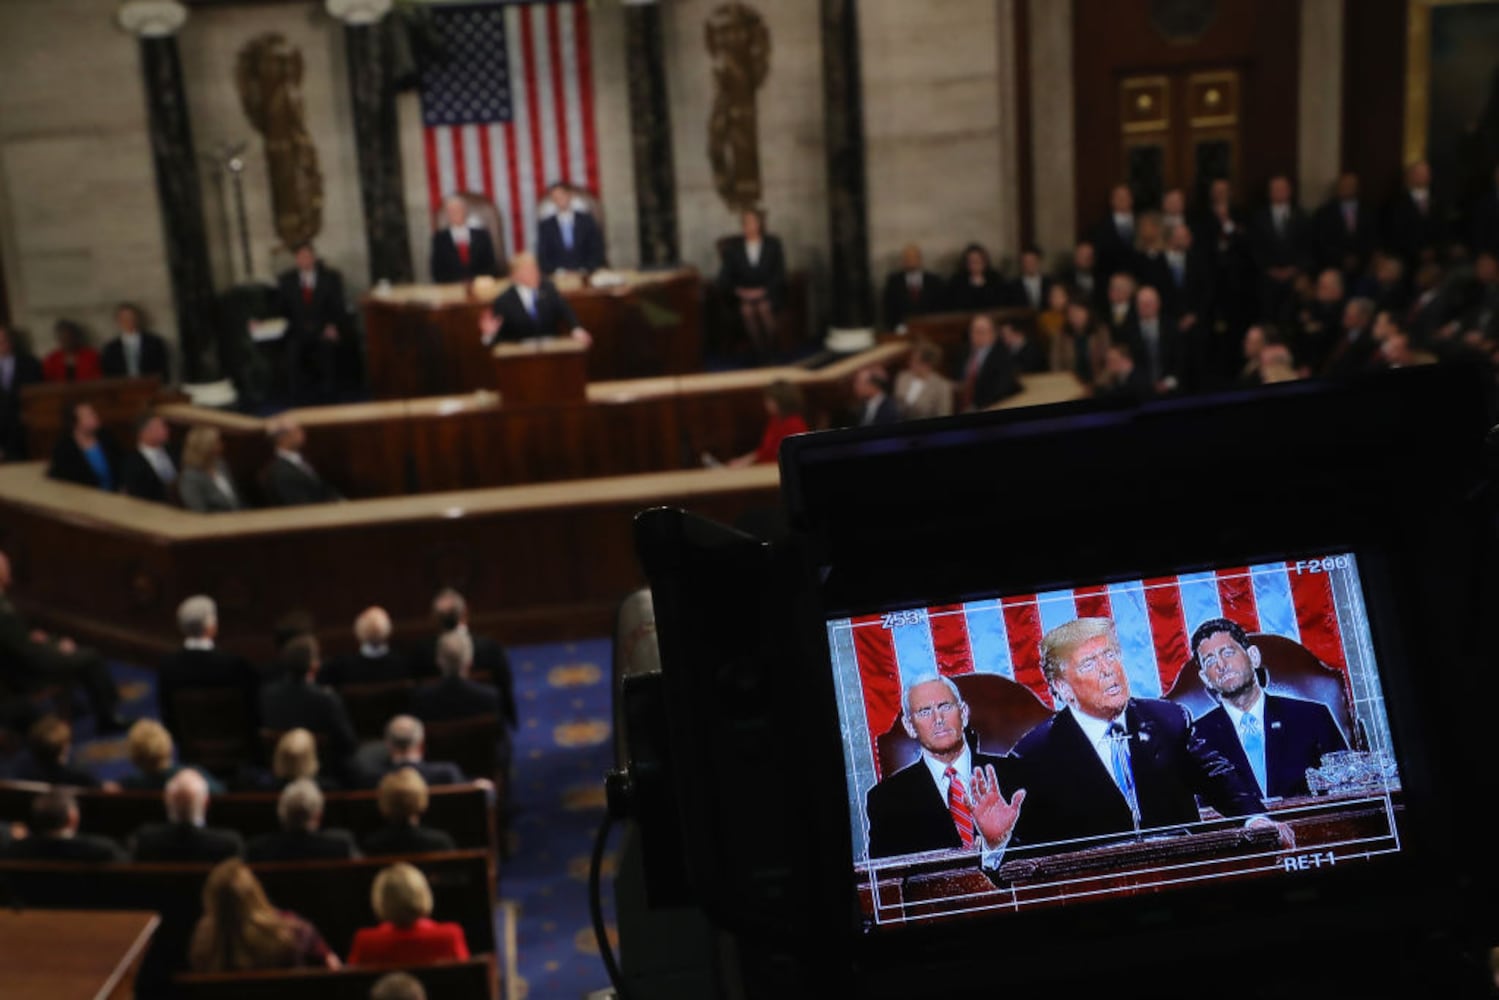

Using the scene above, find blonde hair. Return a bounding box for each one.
[1038,618,1118,688]
[181,426,223,472]
[371,862,434,927]
[127,719,174,773]
[272,728,319,782]
[189,859,296,972]
[377,767,429,823]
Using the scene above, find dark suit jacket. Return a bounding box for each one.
[263,454,341,506]
[1249,206,1315,273]
[1131,249,1173,297]
[362,823,457,857]
[157,646,260,740]
[431,228,500,284]
[118,448,177,503]
[1313,198,1375,271]
[1320,327,1380,379]
[276,265,348,342]
[245,827,359,863]
[1096,363,1155,405]
[1119,316,1183,387]
[5,832,125,862]
[100,331,171,381]
[485,282,581,343]
[854,394,901,427]
[413,633,517,728]
[47,433,120,490]
[131,821,244,862]
[956,344,1021,410]
[1001,700,1264,849]
[1006,274,1054,311]
[1383,191,1448,266]
[259,678,358,765]
[1007,338,1048,375]
[1057,267,1104,311]
[1159,249,1215,321]
[1470,189,1499,255]
[411,675,501,725]
[718,235,788,310]
[865,750,1015,858]
[881,270,945,329]
[1092,214,1138,279]
[1,350,44,460]
[319,648,413,687]
[536,212,605,274]
[945,270,1006,312]
[1192,694,1349,799]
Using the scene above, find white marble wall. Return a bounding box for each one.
[0,0,176,360]
[1298,0,1344,208]
[1028,0,1077,262]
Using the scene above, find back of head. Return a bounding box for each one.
[281,634,320,682]
[431,588,466,632]
[434,629,473,679]
[177,594,217,639]
[385,714,425,756]
[127,718,175,775]
[277,778,324,833]
[371,861,434,929]
[30,787,76,837]
[273,610,316,651]
[28,714,71,765]
[377,767,429,824]
[192,858,293,972]
[354,606,392,646]
[371,972,429,1000]
[181,426,221,472]
[165,767,210,824]
[272,728,320,781]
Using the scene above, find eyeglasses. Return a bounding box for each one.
[910,701,958,722]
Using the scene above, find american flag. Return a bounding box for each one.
[419,0,599,259]
[835,560,1366,778]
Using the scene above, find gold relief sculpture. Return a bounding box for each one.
[235,33,324,249]
[705,3,770,212]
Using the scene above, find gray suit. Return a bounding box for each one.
[892,370,955,421]
[179,464,243,513]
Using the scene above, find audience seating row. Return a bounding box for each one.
[173,957,498,1000]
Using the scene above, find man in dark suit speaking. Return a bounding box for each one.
[536,183,605,275]
[1187,617,1349,799]
[479,252,592,348]
[431,196,500,284]
[864,676,1023,859]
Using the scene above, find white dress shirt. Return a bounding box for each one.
[745,238,762,268]
[1022,274,1042,307]
[1072,708,1132,783]
[184,637,215,651]
[139,444,177,484]
[120,331,143,376]
[449,224,471,245]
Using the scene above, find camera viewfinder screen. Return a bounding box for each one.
[825,553,1403,932]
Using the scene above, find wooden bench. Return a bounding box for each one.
[174,957,499,1000]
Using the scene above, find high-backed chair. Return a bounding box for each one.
[172,687,257,775]
[875,673,1053,781]
[337,679,417,741]
[431,191,507,272]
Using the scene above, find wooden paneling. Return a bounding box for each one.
[1343,0,1409,206]
[0,909,158,1000]
[20,377,187,459]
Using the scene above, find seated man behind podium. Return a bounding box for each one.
[1187,617,1348,799]
[100,302,171,382]
[4,787,125,862]
[536,181,606,275]
[131,767,244,862]
[864,676,1021,859]
[431,195,500,284]
[262,418,343,506]
[479,252,593,347]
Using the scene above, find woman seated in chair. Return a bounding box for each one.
[717,207,787,357]
[189,858,341,972]
[120,719,225,793]
[349,862,470,967]
[721,379,808,467]
[237,727,341,793]
[178,426,245,513]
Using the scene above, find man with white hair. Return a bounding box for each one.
[357,714,468,789]
[157,594,259,740]
[430,195,499,284]
[319,606,411,686]
[130,767,243,862]
[245,778,358,861]
[421,587,517,730]
[413,624,513,779]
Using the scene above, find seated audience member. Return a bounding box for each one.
[536,181,606,274]
[1354,252,1410,316]
[1405,261,1452,345]
[246,778,359,862]
[265,727,340,791]
[478,251,593,348]
[276,241,349,402]
[5,788,125,862]
[10,714,107,788]
[1050,301,1109,387]
[1007,245,1053,310]
[999,320,1046,375]
[47,401,119,491]
[430,195,500,285]
[1321,296,1379,378]
[1095,341,1153,404]
[131,767,243,862]
[850,366,900,427]
[1058,241,1101,308]
[1036,282,1071,345]
[411,631,511,775]
[946,243,1005,312]
[119,410,178,502]
[882,244,945,331]
[955,314,1020,410]
[119,718,224,792]
[1092,183,1138,280]
[1235,324,1277,387]
[178,425,244,512]
[371,972,428,1000]
[349,862,470,966]
[1294,267,1347,370]
[100,302,170,381]
[1120,285,1181,393]
[422,588,518,728]
[320,606,411,687]
[41,319,102,383]
[1131,213,1172,295]
[716,208,787,357]
[724,379,807,467]
[262,418,343,506]
[189,858,341,972]
[1,322,45,462]
[362,768,458,857]
[260,635,358,769]
[1259,343,1302,384]
[158,594,259,739]
[357,715,467,789]
[892,339,955,421]
[0,550,126,732]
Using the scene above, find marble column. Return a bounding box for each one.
[1028,0,1077,259]
[1298,0,1344,208]
[623,0,679,267]
[329,0,414,285]
[119,0,219,382]
[820,0,873,332]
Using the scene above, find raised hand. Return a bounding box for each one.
[970,764,1026,847]
[479,311,502,343]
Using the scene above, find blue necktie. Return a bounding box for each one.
[1171,259,1185,288]
[1240,714,1267,795]
[524,292,538,321]
[561,216,573,250]
[1106,722,1140,824]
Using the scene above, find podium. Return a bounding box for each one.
[491,337,590,406]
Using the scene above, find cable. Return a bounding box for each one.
[589,810,632,1000]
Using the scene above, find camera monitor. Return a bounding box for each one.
[829,552,1402,932]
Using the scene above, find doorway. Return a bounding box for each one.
[1118,67,1242,211]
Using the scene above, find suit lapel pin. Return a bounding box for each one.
[1271,722,1282,730]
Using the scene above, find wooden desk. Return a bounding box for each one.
[0,908,159,1000]
[491,337,589,405]
[361,269,701,399]
[20,376,187,460]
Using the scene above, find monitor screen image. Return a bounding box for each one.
[824,553,1403,932]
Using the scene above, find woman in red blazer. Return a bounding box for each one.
[41,320,102,383]
[348,862,470,966]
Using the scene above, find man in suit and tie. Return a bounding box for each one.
[100,303,171,382]
[276,243,349,402]
[259,635,358,772]
[319,606,412,687]
[972,618,1289,857]
[262,419,342,506]
[1250,175,1315,325]
[955,314,1020,411]
[245,779,359,862]
[850,366,901,427]
[430,195,500,284]
[1092,183,1138,281]
[1320,297,1380,378]
[1007,246,1053,310]
[1119,286,1181,394]
[1383,160,1448,270]
[1187,618,1349,800]
[355,715,470,789]
[535,182,606,275]
[130,768,244,862]
[1313,172,1375,276]
[479,252,593,348]
[0,323,44,462]
[1058,241,1103,311]
[865,676,1023,859]
[881,244,945,332]
[118,411,178,503]
[157,595,260,744]
[4,788,126,862]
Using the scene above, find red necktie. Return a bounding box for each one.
[457,239,470,267]
[301,283,313,305]
[946,766,976,849]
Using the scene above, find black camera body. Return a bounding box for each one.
[620,365,1499,999]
